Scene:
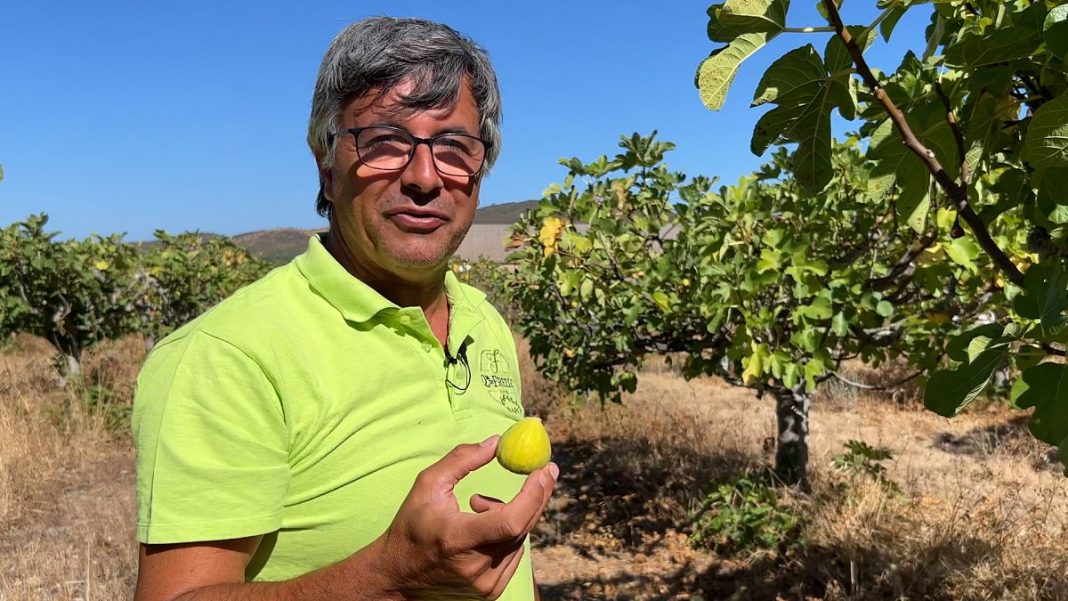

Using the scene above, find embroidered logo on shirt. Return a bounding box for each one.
[479,350,522,415]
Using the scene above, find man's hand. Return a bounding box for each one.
[133,436,557,601]
[378,435,558,600]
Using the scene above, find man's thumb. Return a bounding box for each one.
[424,435,499,494]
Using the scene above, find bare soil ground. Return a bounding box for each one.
[2,336,1067,600]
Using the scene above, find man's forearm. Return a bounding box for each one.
[170,538,404,601]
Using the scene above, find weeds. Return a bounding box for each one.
[688,474,801,554]
[832,440,902,495]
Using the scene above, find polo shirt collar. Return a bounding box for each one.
[295,234,486,324]
[444,269,486,354]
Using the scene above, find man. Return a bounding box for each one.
[131,17,557,601]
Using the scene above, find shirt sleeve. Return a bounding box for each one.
[133,329,289,544]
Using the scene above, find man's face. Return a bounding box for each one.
[322,79,482,280]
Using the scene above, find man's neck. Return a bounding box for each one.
[322,223,451,342]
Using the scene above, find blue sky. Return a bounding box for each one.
[0,1,931,241]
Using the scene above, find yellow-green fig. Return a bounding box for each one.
[495,417,552,474]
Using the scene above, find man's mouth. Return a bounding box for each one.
[385,209,449,233]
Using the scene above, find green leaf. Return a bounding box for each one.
[1011,363,1068,446]
[696,0,792,110]
[1044,4,1068,63]
[924,348,1006,417]
[868,119,929,233]
[963,93,999,177]
[823,25,872,74]
[815,0,830,22]
[803,356,826,392]
[831,312,848,337]
[580,277,594,301]
[1034,167,1068,225]
[707,0,790,41]
[749,45,840,193]
[790,251,828,276]
[945,237,980,272]
[652,291,671,313]
[783,362,800,390]
[869,95,961,233]
[965,334,1009,363]
[751,45,826,108]
[697,32,775,111]
[557,270,581,297]
[944,25,1042,68]
[1014,345,1046,372]
[756,248,782,272]
[946,324,1005,363]
[823,30,871,122]
[1023,92,1068,173]
[876,300,893,318]
[880,6,907,42]
[797,295,833,320]
[1013,259,1068,327]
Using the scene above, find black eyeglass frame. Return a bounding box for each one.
[327,125,492,178]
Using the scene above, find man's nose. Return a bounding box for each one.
[401,142,443,195]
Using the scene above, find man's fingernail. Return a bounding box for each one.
[539,471,548,487]
[480,435,497,447]
[548,463,560,480]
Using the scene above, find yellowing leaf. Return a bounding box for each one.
[698,32,774,111]
[652,291,672,312]
[927,311,950,326]
[741,352,762,385]
[539,216,564,257]
[94,260,110,271]
[916,243,943,267]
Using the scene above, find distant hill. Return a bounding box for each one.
[474,199,538,224]
[225,200,537,264]
[232,228,322,264]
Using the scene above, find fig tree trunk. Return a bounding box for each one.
[773,386,811,489]
[62,352,81,377]
[47,332,83,388]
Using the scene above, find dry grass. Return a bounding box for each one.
[526,352,1068,600]
[0,335,141,601]
[2,334,1068,600]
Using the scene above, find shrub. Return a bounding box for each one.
[688,474,800,554]
[832,440,901,495]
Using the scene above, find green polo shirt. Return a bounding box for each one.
[132,234,532,598]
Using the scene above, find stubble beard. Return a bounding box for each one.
[372,219,473,272]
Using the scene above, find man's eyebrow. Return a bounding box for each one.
[366,119,407,130]
[434,126,478,136]
[364,121,477,137]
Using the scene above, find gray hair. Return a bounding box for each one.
[307,17,503,218]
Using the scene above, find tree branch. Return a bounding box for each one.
[865,231,937,291]
[783,26,836,33]
[832,368,925,391]
[821,0,1025,288]
[934,81,970,186]
[1041,343,1067,358]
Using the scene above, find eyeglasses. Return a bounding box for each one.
[329,126,490,178]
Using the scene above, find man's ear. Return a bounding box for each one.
[315,151,334,203]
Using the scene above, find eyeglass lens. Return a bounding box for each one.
[355,127,485,176]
